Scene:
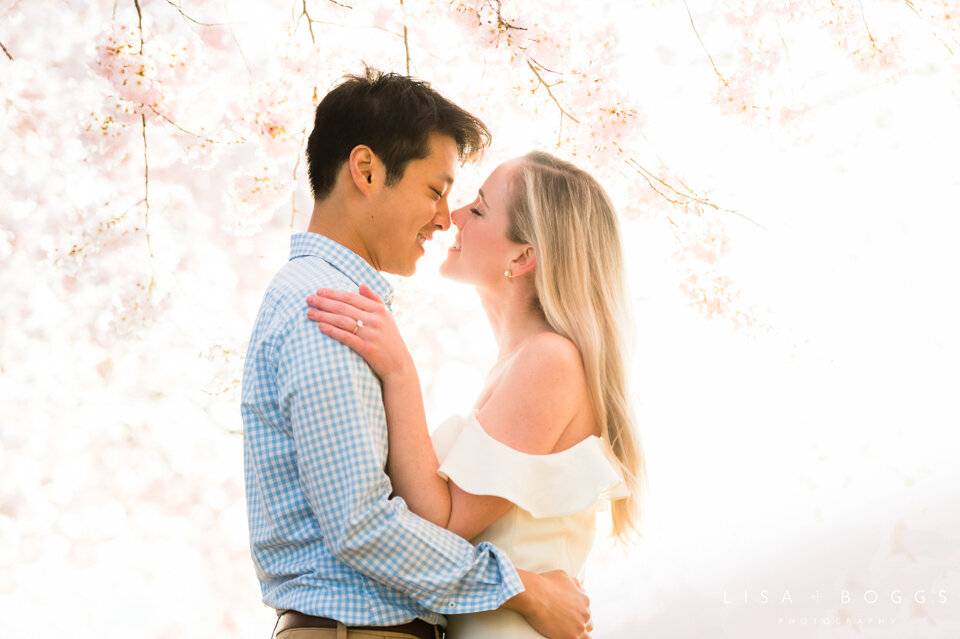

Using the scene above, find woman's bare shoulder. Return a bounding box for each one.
[514,331,586,381]
[474,331,590,454]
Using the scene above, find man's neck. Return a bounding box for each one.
[306,201,375,269]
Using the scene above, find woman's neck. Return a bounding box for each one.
[477,279,552,362]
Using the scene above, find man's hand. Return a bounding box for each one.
[503,569,592,639]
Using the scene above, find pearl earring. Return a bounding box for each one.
[504,269,513,279]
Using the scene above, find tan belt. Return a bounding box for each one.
[275,610,441,639]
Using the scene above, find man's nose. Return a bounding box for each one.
[434,199,451,231]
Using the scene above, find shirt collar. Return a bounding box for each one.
[289,232,395,305]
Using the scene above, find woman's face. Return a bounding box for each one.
[439,158,529,285]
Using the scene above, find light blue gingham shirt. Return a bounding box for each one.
[241,232,524,625]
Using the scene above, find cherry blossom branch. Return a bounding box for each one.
[525,59,579,145]
[624,154,765,229]
[133,0,144,54]
[510,12,739,226]
[483,0,526,33]
[0,40,12,60]
[224,0,253,80]
[164,0,232,27]
[119,2,242,149]
[855,0,877,46]
[300,19,404,43]
[298,0,354,40]
[291,127,307,229]
[850,0,884,59]
[526,60,580,124]
[141,113,154,258]
[131,0,152,257]
[400,0,411,75]
[300,0,318,44]
[776,19,796,103]
[681,0,726,86]
[145,104,246,144]
[901,0,954,55]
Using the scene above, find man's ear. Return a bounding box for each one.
[510,245,537,277]
[348,145,377,195]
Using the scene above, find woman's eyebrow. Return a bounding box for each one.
[478,189,487,205]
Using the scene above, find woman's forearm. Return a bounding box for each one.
[380,363,452,528]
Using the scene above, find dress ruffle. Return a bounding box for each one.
[431,410,629,519]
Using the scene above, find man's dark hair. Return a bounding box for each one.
[306,67,492,201]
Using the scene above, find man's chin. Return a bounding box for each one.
[382,260,418,277]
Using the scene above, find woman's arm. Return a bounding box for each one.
[306,285,453,527]
[305,287,589,540]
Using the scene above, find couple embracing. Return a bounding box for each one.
[241,68,646,639]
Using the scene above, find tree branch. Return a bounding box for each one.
[141,113,154,258]
[133,0,144,54]
[131,0,152,257]
[623,153,765,229]
[299,0,317,44]
[776,19,796,103]
[682,0,725,85]
[526,60,580,125]
[298,0,354,42]
[291,127,307,230]
[855,0,877,46]
[0,40,12,60]
[224,0,253,81]
[146,104,245,144]
[901,0,953,55]
[400,0,411,75]
[165,0,232,27]
[483,0,526,33]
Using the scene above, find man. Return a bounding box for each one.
[241,68,592,639]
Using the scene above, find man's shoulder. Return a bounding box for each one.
[257,257,369,369]
[266,255,359,310]
[247,256,359,357]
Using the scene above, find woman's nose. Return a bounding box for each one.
[450,206,466,229]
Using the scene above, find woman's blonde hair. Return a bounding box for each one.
[508,151,647,543]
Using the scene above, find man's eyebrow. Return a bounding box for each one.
[437,172,454,186]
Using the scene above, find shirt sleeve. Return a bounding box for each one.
[274,304,524,614]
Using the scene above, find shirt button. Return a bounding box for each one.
[448,601,456,608]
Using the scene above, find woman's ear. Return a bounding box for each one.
[510,245,537,277]
[348,145,377,195]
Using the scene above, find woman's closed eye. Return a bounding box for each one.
[470,207,483,217]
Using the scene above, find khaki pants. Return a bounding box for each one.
[276,622,441,639]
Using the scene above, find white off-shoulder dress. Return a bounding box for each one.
[431,410,629,639]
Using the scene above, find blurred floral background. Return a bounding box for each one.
[2,0,959,637]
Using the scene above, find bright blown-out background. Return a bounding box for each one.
[2,1,959,637]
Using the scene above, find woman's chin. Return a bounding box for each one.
[438,257,455,277]
[438,265,456,281]
[438,261,467,283]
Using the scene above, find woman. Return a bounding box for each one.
[306,151,647,638]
